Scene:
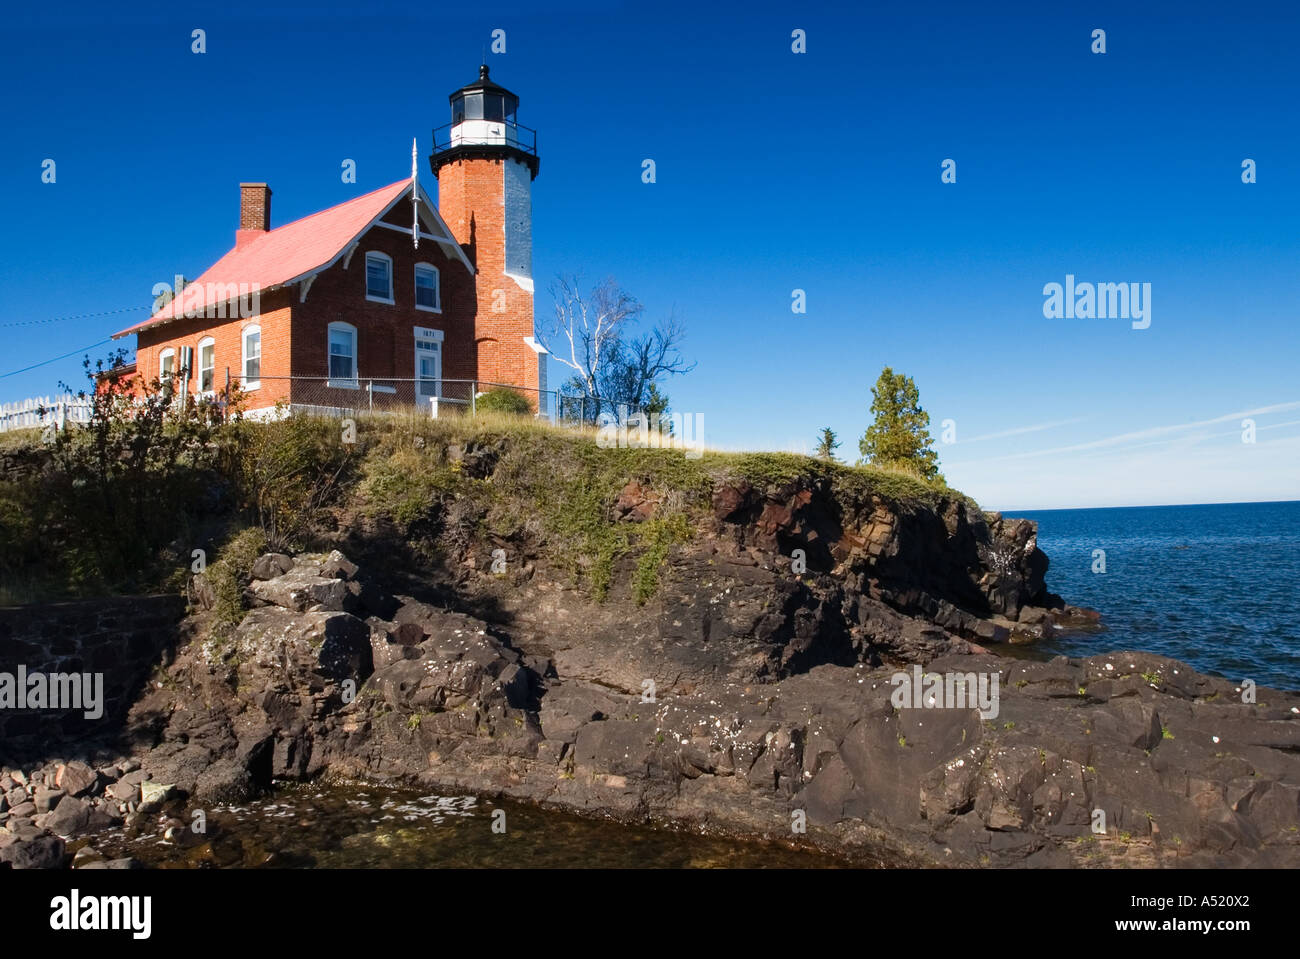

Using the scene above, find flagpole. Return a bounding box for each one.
[411,137,420,250]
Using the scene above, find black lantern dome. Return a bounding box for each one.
[450,64,518,125]
[430,65,540,179]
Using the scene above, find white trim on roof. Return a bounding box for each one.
[373,221,445,244]
[116,180,475,341]
[281,180,473,288]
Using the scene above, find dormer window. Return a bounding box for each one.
[365,251,393,303]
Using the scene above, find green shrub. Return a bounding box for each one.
[229,415,355,549]
[35,359,225,596]
[632,513,692,605]
[474,387,532,416]
[358,447,455,532]
[207,526,267,634]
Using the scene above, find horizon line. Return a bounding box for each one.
[999,497,1300,514]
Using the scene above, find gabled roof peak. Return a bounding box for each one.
[114,178,471,339]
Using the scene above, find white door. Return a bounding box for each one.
[415,333,441,399]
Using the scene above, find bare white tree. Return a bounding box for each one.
[539,275,693,419]
[543,275,640,399]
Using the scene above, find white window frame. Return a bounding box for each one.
[414,262,441,313]
[327,321,359,389]
[242,324,261,390]
[158,348,176,385]
[197,336,216,395]
[365,251,394,304]
[414,326,444,400]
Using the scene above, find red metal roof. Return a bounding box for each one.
[114,179,412,339]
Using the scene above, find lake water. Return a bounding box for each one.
[1011,500,1300,690]
[85,780,863,869]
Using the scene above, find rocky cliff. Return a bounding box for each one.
[3,432,1298,869]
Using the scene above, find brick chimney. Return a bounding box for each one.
[236,182,271,246]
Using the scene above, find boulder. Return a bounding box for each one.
[194,761,253,805]
[711,481,753,523]
[106,781,138,803]
[613,481,660,523]
[249,569,349,612]
[138,781,176,812]
[0,835,65,869]
[319,550,359,580]
[32,785,63,813]
[46,796,120,837]
[250,553,295,581]
[54,761,98,797]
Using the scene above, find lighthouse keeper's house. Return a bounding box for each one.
[112,65,545,416]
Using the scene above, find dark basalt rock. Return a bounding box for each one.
[702,481,1067,647]
[0,833,66,869]
[8,509,1291,869]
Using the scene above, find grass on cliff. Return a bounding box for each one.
[206,526,268,636]
[346,408,964,602]
[0,406,967,607]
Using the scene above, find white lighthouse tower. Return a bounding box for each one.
[430,65,542,399]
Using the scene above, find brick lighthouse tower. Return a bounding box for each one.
[430,65,543,401]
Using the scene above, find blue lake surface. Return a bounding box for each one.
[1010,501,1300,691]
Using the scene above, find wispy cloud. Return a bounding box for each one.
[946,401,1300,466]
[959,416,1088,444]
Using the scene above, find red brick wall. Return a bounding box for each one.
[135,288,293,410]
[290,219,476,404]
[128,176,521,414]
[435,157,539,399]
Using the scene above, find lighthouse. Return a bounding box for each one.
[431,65,543,400]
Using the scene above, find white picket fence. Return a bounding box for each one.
[0,394,94,433]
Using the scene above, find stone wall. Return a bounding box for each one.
[0,595,185,763]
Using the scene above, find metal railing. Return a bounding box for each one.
[431,120,538,157]
[212,376,589,425]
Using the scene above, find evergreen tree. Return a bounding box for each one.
[644,382,672,433]
[814,427,841,461]
[858,366,941,479]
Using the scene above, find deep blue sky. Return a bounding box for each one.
[3,0,1298,508]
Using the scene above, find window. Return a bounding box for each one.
[328,322,358,386]
[365,252,393,303]
[414,327,443,399]
[198,337,215,392]
[159,348,175,383]
[415,263,440,312]
[242,325,261,387]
